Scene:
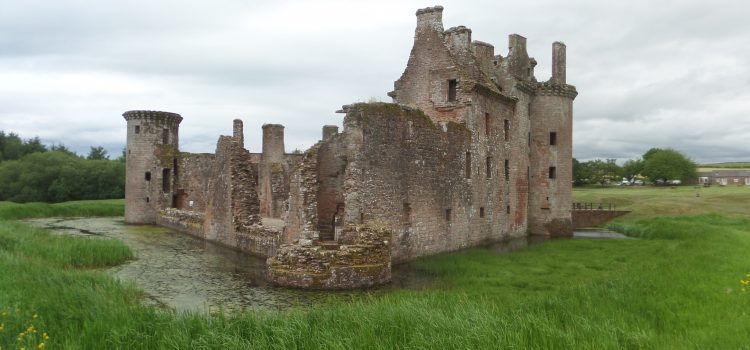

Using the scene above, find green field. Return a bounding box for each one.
[700,161,750,169]
[1,190,750,348]
[573,185,750,219]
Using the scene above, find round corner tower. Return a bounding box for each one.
[528,42,577,236]
[123,110,183,224]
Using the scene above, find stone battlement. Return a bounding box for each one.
[122,110,183,124]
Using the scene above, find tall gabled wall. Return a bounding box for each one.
[338,103,526,262]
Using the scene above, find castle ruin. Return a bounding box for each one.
[123,6,577,289]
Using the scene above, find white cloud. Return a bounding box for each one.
[0,0,748,163]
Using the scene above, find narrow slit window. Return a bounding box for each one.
[504,119,510,141]
[484,113,490,137]
[403,203,412,224]
[479,207,485,218]
[146,197,150,203]
[162,129,169,144]
[504,159,510,181]
[486,157,492,178]
[162,168,171,192]
[528,132,531,147]
[550,132,557,146]
[360,212,365,224]
[549,166,557,179]
[447,79,458,102]
[465,152,472,179]
[134,125,140,134]
[445,209,452,222]
[506,205,511,214]
[145,171,151,181]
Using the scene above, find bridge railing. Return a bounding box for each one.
[572,202,617,211]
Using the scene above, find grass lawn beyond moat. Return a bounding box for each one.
[1,186,750,349]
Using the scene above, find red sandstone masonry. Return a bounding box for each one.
[123,5,577,289]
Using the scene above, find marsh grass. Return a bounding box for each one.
[0,199,123,220]
[1,193,750,348]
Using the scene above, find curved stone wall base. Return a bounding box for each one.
[267,224,392,290]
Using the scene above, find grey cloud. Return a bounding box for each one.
[0,0,748,164]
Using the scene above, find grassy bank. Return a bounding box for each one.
[2,192,750,348]
[0,199,123,220]
[573,185,750,219]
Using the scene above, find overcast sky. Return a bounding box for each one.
[0,0,748,163]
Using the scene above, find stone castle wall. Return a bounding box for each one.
[123,5,577,290]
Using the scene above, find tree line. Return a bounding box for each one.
[0,131,125,203]
[573,148,697,186]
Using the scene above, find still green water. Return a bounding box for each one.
[26,217,616,313]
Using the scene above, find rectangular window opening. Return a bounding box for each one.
[465,152,472,179]
[146,197,150,203]
[447,79,458,102]
[549,166,557,179]
[504,119,510,141]
[162,168,171,192]
[504,159,510,181]
[479,207,485,218]
[360,212,365,224]
[445,209,452,222]
[145,171,151,181]
[486,157,492,178]
[162,129,169,144]
[528,132,531,147]
[550,132,557,146]
[134,125,140,134]
[506,205,511,214]
[484,113,490,137]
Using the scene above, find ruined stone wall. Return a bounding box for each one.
[284,144,321,243]
[392,6,467,124]
[175,152,214,211]
[315,135,347,238]
[203,136,234,244]
[157,208,205,237]
[123,110,182,224]
[268,224,391,290]
[340,103,522,262]
[197,135,281,257]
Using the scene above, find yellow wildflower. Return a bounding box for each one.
[42,333,48,340]
[32,314,38,319]
[38,343,45,349]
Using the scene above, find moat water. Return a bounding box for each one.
[26,217,625,313]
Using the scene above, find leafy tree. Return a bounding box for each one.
[641,148,696,184]
[0,151,124,202]
[87,146,109,160]
[0,131,25,161]
[116,148,126,163]
[0,131,50,161]
[586,159,621,186]
[23,137,47,155]
[50,144,78,157]
[642,148,663,161]
[572,158,591,186]
[621,158,644,181]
